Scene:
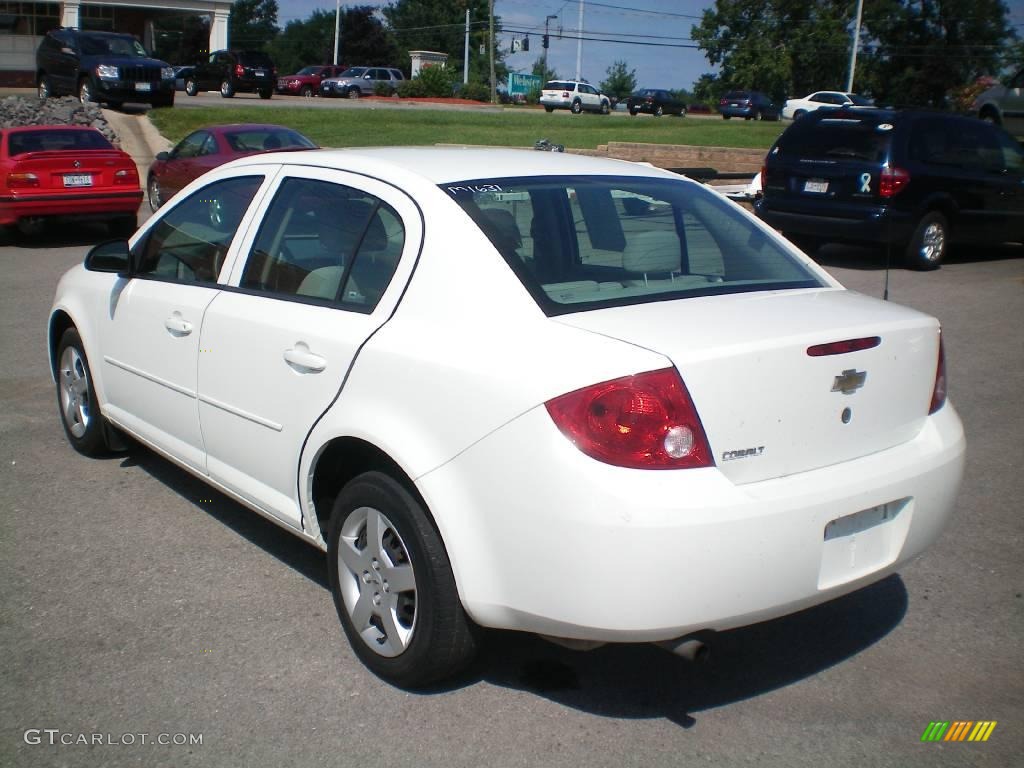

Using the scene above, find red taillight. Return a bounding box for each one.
[561,91,570,98]
[929,334,946,414]
[114,167,138,185]
[545,368,714,469]
[234,64,245,77]
[719,98,728,105]
[6,172,39,188]
[807,336,881,357]
[879,166,910,198]
[646,96,653,103]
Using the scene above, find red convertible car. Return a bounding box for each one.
[147,123,316,211]
[0,125,141,236]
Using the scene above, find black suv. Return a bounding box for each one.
[755,108,1024,269]
[36,29,175,108]
[186,50,276,99]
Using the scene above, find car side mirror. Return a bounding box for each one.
[156,151,170,162]
[84,239,132,275]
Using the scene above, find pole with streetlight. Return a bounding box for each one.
[333,0,341,66]
[543,14,557,79]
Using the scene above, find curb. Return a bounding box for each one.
[100,108,170,214]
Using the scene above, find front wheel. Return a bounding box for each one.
[300,85,314,97]
[654,105,664,117]
[905,211,948,270]
[147,175,163,212]
[56,328,107,456]
[220,79,234,98]
[185,79,198,96]
[600,100,610,115]
[348,87,361,99]
[327,472,478,688]
[570,99,582,114]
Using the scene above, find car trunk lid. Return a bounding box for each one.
[8,150,134,192]
[555,288,940,484]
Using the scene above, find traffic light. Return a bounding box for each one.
[522,36,529,51]
[543,34,549,49]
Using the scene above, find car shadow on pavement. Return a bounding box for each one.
[6,221,124,249]
[813,241,1023,271]
[471,575,908,727]
[122,441,908,723]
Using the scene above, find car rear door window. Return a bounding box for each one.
[776,118,890,162]
[134,175,263,284]
[239,177,405,311]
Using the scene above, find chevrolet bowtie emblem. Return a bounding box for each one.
[832,369,867,395]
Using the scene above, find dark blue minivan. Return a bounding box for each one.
[755,108,1024,268]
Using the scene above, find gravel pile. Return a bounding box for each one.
[0,95,119,146]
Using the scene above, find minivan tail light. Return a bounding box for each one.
[545,368,714,469]
[234,64,245,77]
[929,334,946,414]
[879,166,910,198]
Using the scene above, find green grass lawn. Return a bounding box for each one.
[149,104,785,151]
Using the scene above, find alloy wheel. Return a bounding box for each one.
[59,346,91,439]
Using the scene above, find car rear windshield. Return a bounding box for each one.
[775,117,892,162]
[545,81,575,90]
[8,129,113,155]
[443,175,823,315]
[340,67,367,78]
[222,128,316,152]
[239,52,273,67]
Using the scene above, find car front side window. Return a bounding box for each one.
[133,176,263,284]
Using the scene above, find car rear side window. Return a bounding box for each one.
[444,175,823,315]
[133,176,263,284]
[776,118,890,162]
[239,177,405,312]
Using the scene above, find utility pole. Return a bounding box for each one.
[846,0,864,92]
[333,0,341,66]
[489,0,496,103]
[575,0,584,80]
[463,9,470,84]
[543,14,557,79]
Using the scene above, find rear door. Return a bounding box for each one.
[196,168,420,528]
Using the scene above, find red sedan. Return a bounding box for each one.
[147,123,316,211]
[0,126,141,236]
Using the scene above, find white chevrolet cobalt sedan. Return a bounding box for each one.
[49,148,965,687]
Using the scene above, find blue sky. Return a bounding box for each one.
[276,1,718,91]
[277,1,1024,91]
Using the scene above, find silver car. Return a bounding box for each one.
[320,66,404,98]
[974,68,1024,137]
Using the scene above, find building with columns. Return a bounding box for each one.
[0,0,233,86]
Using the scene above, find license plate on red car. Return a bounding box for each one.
[63,174,92,187]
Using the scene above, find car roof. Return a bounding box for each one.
[226,147,678,185]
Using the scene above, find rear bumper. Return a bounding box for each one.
[417,402,965,643]
[0,190,142,225]
[755,198,917,245]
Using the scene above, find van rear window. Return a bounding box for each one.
[777,119,891,162]
[443,175,823,316]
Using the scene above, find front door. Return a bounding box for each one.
[197,168,419,528]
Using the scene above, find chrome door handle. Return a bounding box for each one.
[164,315,193,335]
[283,344,327,373]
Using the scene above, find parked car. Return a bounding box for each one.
[49,147,964,688]
[172,65,194,92]
[540,80,611,114]
[756,107,1024,268]
[36,29,175,108]
[782,91,874,120]
[626,88,687,117]
[275,64,347,97]
[718,90,780,120]
[973,68,1024,137]
[319,66,404,98]
[146,123,316,211]
[185,50,276,99]
[0,126,140,236]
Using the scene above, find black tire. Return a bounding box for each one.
[185,79,198,96]
[147,175,163,212]
[600,100,610,115]
[794,109,807,120]
[978,108,1001,126]
[629,108,638,116]
[327,472,478,688]
[56,328,107,456]
[570,99,582,115]
[38,75,52,99]
[654,105,664,117]
[905,211,948,270]
[679,106,687,118]
[544,106,554,113]
[348,87,361,99]
[754,110,763,121]
[723,114,731,120]
[220,79,234,98]
[78,78,94,105]
[259,89,272,100]
[300,85,314,98]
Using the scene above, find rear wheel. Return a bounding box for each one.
[147,175,163,212]
[185,79,198,96]
[38,75,52,99]
[723,114,731,120]
[300,85,314,97]
[571,99,582,114]
[794,109,807,120]
[629,108,638,116]
[600,100,610,115]
[905,211,948,270]
[220,79,234,98]
[348,87,361,99]
[544,106,554,113]
[56,328,107,456]
[654,105,664,117]
[327,472,478,688]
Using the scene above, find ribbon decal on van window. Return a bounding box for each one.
[859,173,872,193]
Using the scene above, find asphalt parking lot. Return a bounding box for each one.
[1,224,1021,766]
